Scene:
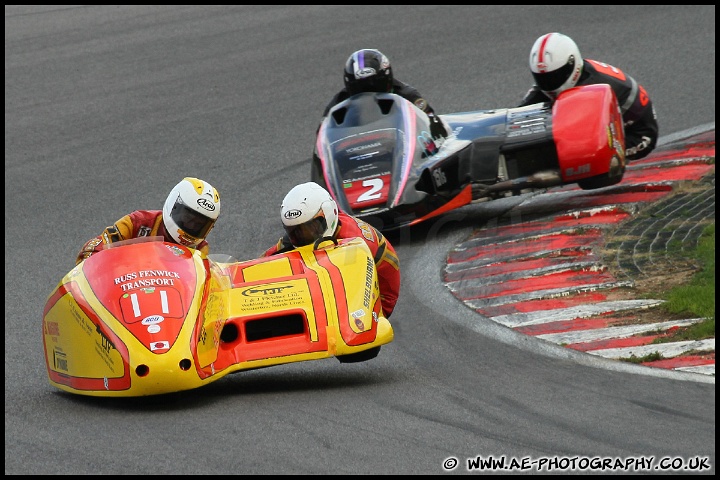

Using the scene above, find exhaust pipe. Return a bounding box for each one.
[472,170,563,198]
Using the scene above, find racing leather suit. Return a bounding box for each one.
[75,210,210,265]
[263,212,401,317]
[519,59,659,161]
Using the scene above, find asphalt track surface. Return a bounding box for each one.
[5,5,715,475]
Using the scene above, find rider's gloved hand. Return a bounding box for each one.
[428,113,448,140]
[76,237,103,265]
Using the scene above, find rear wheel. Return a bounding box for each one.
[337,346,381,363]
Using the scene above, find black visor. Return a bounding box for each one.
[347,75,390,95]
[284,216,328,247]
[532,56,576,93]
[171,203,214,238]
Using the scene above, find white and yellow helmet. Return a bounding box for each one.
[162,177,220,248]
[529,32,583,99]
[281,182,339,247]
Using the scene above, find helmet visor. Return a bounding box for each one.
[170,203,215,239]
[284,216,328,247]
[347,75,390,95]
[532,57,576,93]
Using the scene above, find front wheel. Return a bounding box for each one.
[337,346,381,363]
[310,155,329,191]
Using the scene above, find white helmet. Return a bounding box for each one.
[281,182,339,247]
[529,32,583,99]
[162,177,220,248]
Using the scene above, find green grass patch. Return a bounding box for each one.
[619,351,664,363]
[654,224,715,343]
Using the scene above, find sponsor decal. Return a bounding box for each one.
[337,131,393,150]
[571,67,581,83]
[346,142,382,153]
[45,321,60,336]
[150,341,170,351]
[433,168,447,187]
[342,171,391,184]
[114,270,180,292]
[351,309,368,331]
[353,218,375,242]
[418,131,438,155]
[242,285,294,297]
[96,324,116,354]
[363,257,374,308]
[147,324,161,334]
[141,315,164,325]
[349,152,378,162]
[177,233,195,246]
[506,109,549,138]
[53,349,68,372]
[564,163,591,177]
[166,245,185,256]
[138,226,152,237]
[86,238,102,248]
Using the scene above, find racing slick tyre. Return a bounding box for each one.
[577,171,624,190]
[337,346,381,363]
[310,156,329,191]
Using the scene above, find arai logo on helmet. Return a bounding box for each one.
[284,209,302,220]
[197,198,216,211]
[355,67,376,79]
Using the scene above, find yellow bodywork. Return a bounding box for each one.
[43,237,394,397]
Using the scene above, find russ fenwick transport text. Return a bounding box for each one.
[440,455,712,472]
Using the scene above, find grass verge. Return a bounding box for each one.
[652,223,715,344]
[617,223,715,364]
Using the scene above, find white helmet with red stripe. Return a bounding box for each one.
[529,32,583,99]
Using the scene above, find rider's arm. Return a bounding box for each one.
[374,234,401,317]
[393,79,447,138]
[624,102,659,161]
[341,216,401,317]
[75,213,135,264]
[262,235,294,257]
[393,79,435,114]
[518,85,551,107]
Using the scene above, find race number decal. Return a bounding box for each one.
[357,178,383,202]
[119,288,184,323]
[587,59,626,81]
[344,174,391,209]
